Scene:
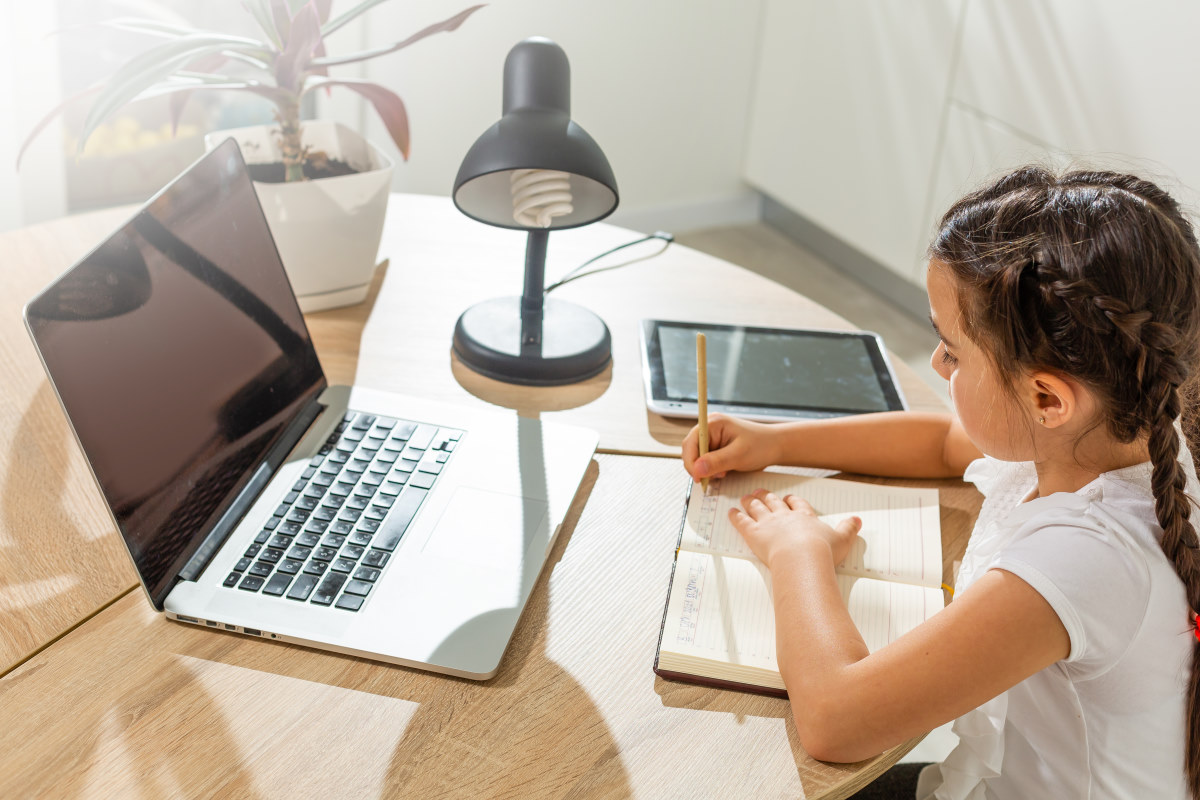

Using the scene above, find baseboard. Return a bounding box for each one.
[607,190,763,236]
[761,194,930,321]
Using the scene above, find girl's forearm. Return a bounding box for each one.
[770,540,872,760]
[773,411,971,478]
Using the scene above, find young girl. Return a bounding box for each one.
[682,167,1200,799]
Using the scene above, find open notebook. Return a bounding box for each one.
[653,470,945,696]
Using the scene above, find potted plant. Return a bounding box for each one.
[20,0,483,311]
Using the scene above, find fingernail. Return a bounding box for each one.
[695,459,707,477]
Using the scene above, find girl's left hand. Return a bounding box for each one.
[730,490,862,567]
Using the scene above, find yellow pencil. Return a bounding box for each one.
[697,332,709,493]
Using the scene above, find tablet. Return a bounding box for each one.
[640,319,907,421]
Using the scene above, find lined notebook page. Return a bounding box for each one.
[679,471,942,587]
[837,575,945,652]
[661,551,779,673]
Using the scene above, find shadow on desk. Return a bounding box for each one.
[0,459,638,799]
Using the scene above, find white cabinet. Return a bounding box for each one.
[745,0,1200,290]
[743,0,963,283]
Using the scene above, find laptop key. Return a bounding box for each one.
[262,573,293,596]
[408,471,436,490]
[313,547,338,562]
[331,558,356,573]
[322,534,346,549]
[357,518,381,533]
[344,579,373,597]
[331,520,353,535]
[363,550,390,568]
[238,575,265,592]
[277,559,303,574]
[259,547,284,564]
[234,557,251,572]
[311,573,348,606]
[268,534,293,549]
[254,530,270,545]
[354,566,381,582]
[408,425,436,450]
[335,593,365,611]
[374,488,428,551]
[342,545,365,560]
[349,531,373,547]
[223,572,240,587]
[249,561,273,578]
[287,546,313,561]
[391,422,417,440]
[303,560,329,576]
[264,515,282,530]
[244,543,262,558]
[296,532,320,547]
[375,416,397,430]
[287,573,318,601]
[280,521,303,535]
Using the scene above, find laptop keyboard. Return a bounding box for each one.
[222,411,461,611]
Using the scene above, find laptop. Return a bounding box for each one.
[23,138,598,680]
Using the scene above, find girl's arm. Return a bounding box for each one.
[682,411,982,482]
[735,491,1069,763]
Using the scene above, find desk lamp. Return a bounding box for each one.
[452,37,619,385]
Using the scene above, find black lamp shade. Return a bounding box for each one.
[453,111,618,230]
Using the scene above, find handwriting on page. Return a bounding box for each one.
[669,552,778,669]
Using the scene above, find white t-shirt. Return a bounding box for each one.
[915,453,1195,800]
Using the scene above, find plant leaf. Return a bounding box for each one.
[303,77,409,160]
[241,0,283,50]
[270,0,293,44]
[313,0,333,25]
[311,5,484,68]
[79,36,280,154]
[274,2,322,93]
[167,53,235,136]
[15,85,102,169]
[320,0,395,39]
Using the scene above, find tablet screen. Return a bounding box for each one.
[642,320,906,419]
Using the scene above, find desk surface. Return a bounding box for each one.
[0,196,977,799]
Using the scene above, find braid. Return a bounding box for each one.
[933,165,1200,798]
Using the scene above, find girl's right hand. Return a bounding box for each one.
[681,413,783,482]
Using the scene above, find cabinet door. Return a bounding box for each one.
[954,0,1200,212]
[923,104,1070,282]
[743,0,964,284]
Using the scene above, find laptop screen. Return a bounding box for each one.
[25,139,327,605]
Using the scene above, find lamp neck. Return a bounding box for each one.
[520,229,549,351]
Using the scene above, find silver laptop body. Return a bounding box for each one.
[24,139,597,679]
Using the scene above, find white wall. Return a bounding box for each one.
[0,3,68,232]
[316,0,766,232]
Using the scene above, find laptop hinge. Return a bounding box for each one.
[176,397,327,584]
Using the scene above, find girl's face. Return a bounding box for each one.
[927,263,1032,461]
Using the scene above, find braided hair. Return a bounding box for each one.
[931,166,1200,798]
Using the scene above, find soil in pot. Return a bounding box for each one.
[246,152,359,183]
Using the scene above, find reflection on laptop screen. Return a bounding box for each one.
[25,139,326,603]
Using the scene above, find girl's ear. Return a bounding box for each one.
[1025,371,1081,429]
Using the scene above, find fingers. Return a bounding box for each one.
[836,515,863,537]
[783,494,816,515]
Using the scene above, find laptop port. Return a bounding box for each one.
[175,615,198,624]
[205,620,217,627]
[244,628,261,636]
[224,624,236,631]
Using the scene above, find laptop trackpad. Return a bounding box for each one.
[422,487,549,572]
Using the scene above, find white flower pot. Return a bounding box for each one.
[205,120,393,312]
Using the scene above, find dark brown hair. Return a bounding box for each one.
[931,165,1200,797]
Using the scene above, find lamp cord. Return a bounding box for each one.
[543,231,674,294]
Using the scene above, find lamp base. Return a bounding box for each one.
[453,296,612,386]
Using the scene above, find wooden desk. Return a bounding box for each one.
[0,197,979,799]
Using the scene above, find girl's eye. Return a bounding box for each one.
[940,348,958,366]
